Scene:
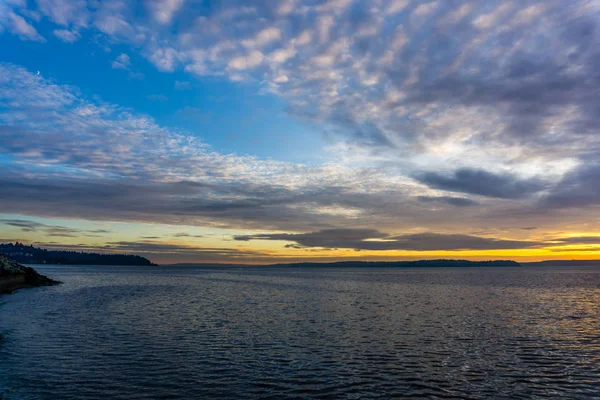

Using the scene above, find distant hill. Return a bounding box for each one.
[269,260,522,268]
[167,259,522,268]
[0,243,156,266]
[522,260,600,267]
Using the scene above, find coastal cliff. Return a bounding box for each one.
[0,253,60,294]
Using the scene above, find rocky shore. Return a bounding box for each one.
[0,253,60,295]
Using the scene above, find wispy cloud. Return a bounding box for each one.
[0,59,596,240]
[0,63,422,232]
[53,29,81,43]
[2,10,46,42]
[3,1,598,172]
[0,218,112,238]
[234,229,543,251]
[2,0,600,260]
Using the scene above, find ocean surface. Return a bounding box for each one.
[1,265,599,399]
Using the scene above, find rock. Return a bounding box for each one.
[0,253,60,294]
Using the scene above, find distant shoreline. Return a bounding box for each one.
[3,243,599,268]
[0,243,156,267]
[20,260,600,268]
[163,259,600,268]
[163,259,522,268]
[522,260,600,267]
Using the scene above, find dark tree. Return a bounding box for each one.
[0,243,156,266]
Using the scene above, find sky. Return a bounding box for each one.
[1,0,600,264]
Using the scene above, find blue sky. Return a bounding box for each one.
[0,27,325,162]
[1,0,600,263]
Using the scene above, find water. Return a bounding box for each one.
[1,265,599,399]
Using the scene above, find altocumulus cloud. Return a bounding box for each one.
[1,0,600,249]
[0,61,597,240]
[1,0,599,162]
[0,64,458,233]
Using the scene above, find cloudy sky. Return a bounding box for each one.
[1,0,600,264]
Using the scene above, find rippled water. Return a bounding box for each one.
[1,265,599,399]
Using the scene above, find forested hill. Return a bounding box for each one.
[0,243,155,266]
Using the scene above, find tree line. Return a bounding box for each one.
[0,243,155,266]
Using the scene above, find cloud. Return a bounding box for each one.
[0,66,413,231]
[36,0,89,27]
[242,27,282,48]
[417,196,478,207]
[416,168,547,199]
[1,0,600,261]
[90,229,111,234]
[53,29,81,43]
[0,219,47,232]
[552,236,600,245]
[146,0,184,25]
[0,171,395,232]
[4,11,45,42]
[0,61,594,243]
[148,47,179,72]
[540,163,600,209]
[99,240,270,262]
[386,0,409,15]
[173,233,203,238]
[1,0,598,171]
[549,247,600,253]
[111,53,130,69]
[413,2,438,17]
[234,229,542,251]
[0,218,111,237]
[104,240,254,256]
[228,51,264,70]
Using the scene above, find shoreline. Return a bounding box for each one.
[0,275,27,295]
[0,254,60,295]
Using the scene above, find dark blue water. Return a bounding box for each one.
[1,265,599,399]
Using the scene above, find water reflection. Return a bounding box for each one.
[0,266,599,399]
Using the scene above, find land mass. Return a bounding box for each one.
[269,260,522,268]
[168,260,600,268]
[3,242,599,269]
[167,259,522,268]
[0,253,60,294]
[522,260,600,267]
[0,243,156,266]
